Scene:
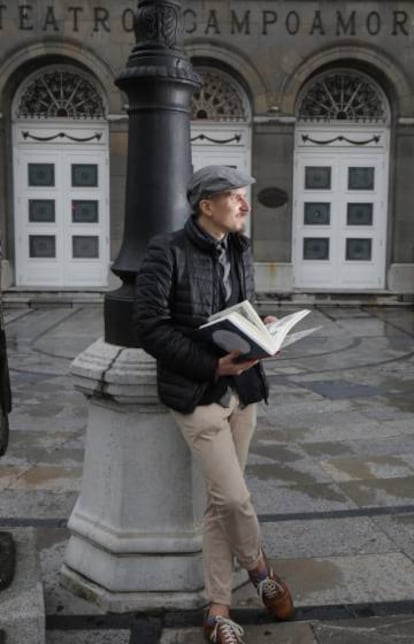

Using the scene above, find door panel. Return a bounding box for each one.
[14,144,109,287]
[293,142,388,290]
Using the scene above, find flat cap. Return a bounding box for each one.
[187,165,255,209]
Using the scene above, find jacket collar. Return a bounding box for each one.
[184,215,250,254]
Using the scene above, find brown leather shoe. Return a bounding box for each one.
[203,614,245,643]
[249,557,295,621]
[256,567,295,620]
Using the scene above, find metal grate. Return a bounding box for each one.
[16,68,105,119]
[297,71,387,123]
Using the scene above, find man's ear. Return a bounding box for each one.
[198,198,212,218]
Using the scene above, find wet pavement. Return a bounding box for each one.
[1,302,414,643]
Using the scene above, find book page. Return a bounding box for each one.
[209,300,264,330]
[280,326,322,349]
[265,309,311,352]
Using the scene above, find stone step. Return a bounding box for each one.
[3,289,413,310]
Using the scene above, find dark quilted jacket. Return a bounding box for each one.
[134,215,268,413]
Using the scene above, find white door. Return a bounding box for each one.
[13,125,109,287]
[292,128,389,290]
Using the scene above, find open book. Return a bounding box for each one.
[198,300,320,360]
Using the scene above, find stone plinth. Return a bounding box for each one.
[60,338,206,612]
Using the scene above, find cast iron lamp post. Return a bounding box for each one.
[61,0,209,612]
[104,0,200,347]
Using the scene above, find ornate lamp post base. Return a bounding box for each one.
[60,340,207,611]
[61,565,205,613]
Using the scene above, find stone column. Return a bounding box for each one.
[61,339,206,611]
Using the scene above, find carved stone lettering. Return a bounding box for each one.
[336,11,356,36]
[43,6,59,31]
[392,10,409,35]
[366,11,381,35]
[122,8,134,33]
[205,9,220,35]
[286,11,300,35]
[68,6,83,32]
[0,4,410,37]
[231,9,250,35]
[262,10,277,35]
[19,4,33,30]
[93,6,110,32]
[309,10,325,35]
[183,8,196,34]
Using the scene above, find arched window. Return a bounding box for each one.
[296,70,389,124]
[191,68,249,122]
[15,66,105,120]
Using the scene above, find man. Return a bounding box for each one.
[135,166,294,643]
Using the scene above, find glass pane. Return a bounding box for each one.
[305,166,331,190]
[72,200,99,223]
[71,164,98,187]
[29,200,55,223]
[304,203,330,225]
[28,163,54,187]
[347,203,373,226]
[348,167,374,190]
[29,235,55,258]
[72,235,99,258]
[303,238,330,260]
[346,238,372,261]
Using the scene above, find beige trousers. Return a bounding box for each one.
[171,394,262,606]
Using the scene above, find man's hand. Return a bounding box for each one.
[216,351,259,377]
[263,315,278,325]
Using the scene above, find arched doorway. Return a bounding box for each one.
[292,69,390,290]
[12,65,110,287]
[191,67,252,224]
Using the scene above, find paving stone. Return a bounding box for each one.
[339,476,414,507]
[248,479,358,515]
[246,458,333,486]
[38,531,105,616]
[0,528,45,644]
[260,517,396,559]
[371,513,414,559]
[258,553,414,607]
[0,490,77,519]
[9,466,82,492]
[160,622,317,643]
[313,615,414,643]
[319,454,414,482]
[301,435,414,459]
[46,630,130,643]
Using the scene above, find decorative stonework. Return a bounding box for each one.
[297,70,388,123]
[16,68,105,119]
[191,69,248,122]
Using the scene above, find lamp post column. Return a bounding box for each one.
[104,0,200,347]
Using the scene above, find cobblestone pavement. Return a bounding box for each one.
[1,303,414,643]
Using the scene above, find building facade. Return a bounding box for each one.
[0,1,413,294]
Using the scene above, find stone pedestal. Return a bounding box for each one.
[60,339,206,612]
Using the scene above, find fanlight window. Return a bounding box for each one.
[297,71,388,123]
[16,68,105,119]
[192,69,248,122]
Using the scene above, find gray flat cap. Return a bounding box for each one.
[187,165,255,209]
